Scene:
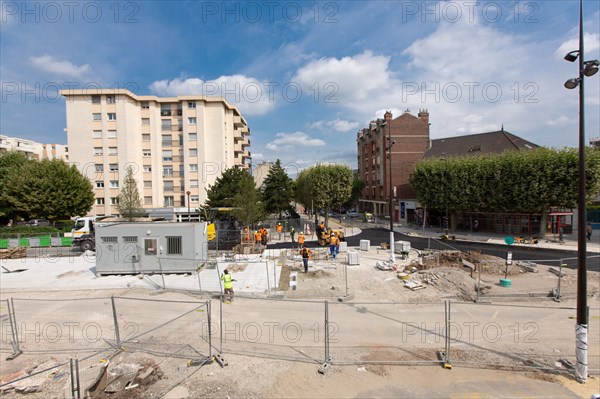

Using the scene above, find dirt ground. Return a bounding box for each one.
[1,247,600,398]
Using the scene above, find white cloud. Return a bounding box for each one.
[555,33,600,60]
[546,115,571,127]
[265,132,326,151]
[293,51,391,104]
[149,75,276,116]
[309,118,360,132]
[29,55,91,79]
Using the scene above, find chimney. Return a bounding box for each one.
[384,110,393,122]
[418,109,429,125]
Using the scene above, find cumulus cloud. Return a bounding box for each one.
[309,118,360,132]
[29,55,91,79]
[265,132,326,151]
[555,33,600,59]
[149,75,276,116]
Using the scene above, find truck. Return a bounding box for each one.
[72,233,95,252]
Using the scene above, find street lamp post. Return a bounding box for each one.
[381,120,395,264]
[563,0,599,383]
[186,191,191,222]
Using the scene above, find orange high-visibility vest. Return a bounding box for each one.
[298,234,305,244]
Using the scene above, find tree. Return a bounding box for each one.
[118,165,144,220]
[261,159,294,218]
[295,163,354,226]
[1,157,95,221]
[343,177,366,210]
[409,147,600,236]
[233,175,265,226]
[201,167,264,224]
[0,152,34,221]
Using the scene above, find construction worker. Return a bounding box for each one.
[242,227,251,243]
[220,269,236,303]
[254,230,261,243]
[276,223,283,239]
[300,245,312,273]
[297,231,305,248]
[260,227,268,245]
[329,233,339,259]
[290,226,295,243]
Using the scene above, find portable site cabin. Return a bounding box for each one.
[95,222,208,275]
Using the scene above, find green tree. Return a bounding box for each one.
[295,163,354,226]
[0,151,34,221]
[1,158,94,221]
[261,159,294,218]
[118,165,144,220]
[409,147,600,236]
[233,175,266,226]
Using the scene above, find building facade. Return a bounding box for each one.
[356,109,430,223]
[0,134,68,161]
[61,89,251,219]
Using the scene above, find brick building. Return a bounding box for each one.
[356,109,430,223]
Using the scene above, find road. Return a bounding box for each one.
[268,226,600,272]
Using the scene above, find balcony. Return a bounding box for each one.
[160,110,172,117]
[233,115,245,128]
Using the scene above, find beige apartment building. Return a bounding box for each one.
[61,89,251,219]
[0,134,68,161]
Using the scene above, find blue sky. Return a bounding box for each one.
[1,1,599,173]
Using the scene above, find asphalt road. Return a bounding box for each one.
[268,226,600,272]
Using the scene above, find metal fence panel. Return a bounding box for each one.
[328,301,447,365]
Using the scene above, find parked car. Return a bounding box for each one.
[348,210,359,218]
[27,219,50,227]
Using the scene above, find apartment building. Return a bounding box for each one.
[61,89,251,219]
[356,109,430,222]
[0,134,68,161]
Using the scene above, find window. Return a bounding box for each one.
[94,147,103,155]
[164,180,174,191]
[160,105,171,116]
[110,197,119,205]
[166,236,182,255]
[142,134,151,141]
[144,196,152,205]
[188,133,197,141]
[91,95,100,104]
[162,150,173,162]
[144,180,152,188]
[106,95,115,104]
[95,181,104,188]
[188,117,196,124]
[92,130,102,138]
[190,179,198,188]
[109,164,118,171]
[189,164,198,172]
[188,101,196,109]
[164,196,174,207]
[102,236,118,243]
[108,147,118,155]
[162,135,172,146]
[110,180,119,188]
[191,195,199,202]
[107,113,117,121]
[143,165,152,172]
[107,130,117,138]
[95,164,104,172]
[96,197,105,205]
[163,166,173,177]
[144,238,157,255]
[142,118,150,125]
[93,113,101,121]
[143,150,151,157]
[141,101,149,109]
[189,148,197,157]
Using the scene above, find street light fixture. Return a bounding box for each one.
[381,120,395,264]
[186,191,191,222]
[563,0,599,384]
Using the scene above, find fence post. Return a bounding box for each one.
[207,300,212,359]
[556,259,564,301]
[110,296,121,348]
[69,358,76,398]
[75,358,81,398]
[7,298,21,355]
[265,261,271,297]
[219,294,223,354]
[324,300,330,362]
[445,300,451,365]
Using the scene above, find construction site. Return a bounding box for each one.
[1,221,599,398]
